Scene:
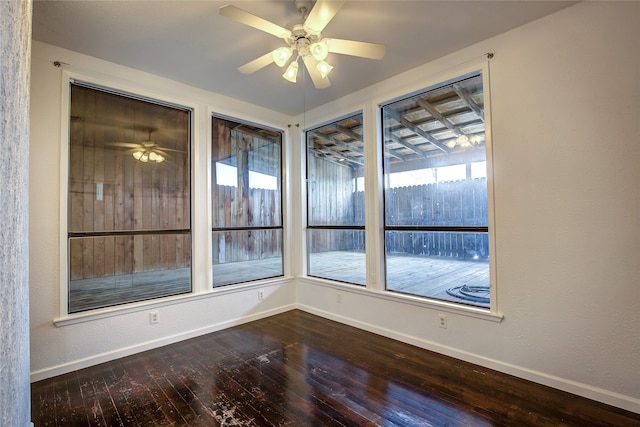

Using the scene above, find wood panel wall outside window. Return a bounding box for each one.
[67,83,191,313]
[211,116,283,287]
[306,113,366,286]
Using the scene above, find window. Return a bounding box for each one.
[306,113,366,285]
[67,83,192,313]
[381,72,491,307]
[211,116,284,287]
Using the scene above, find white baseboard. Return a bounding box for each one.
[297,303,640,414]
[30,302,639,414]
[30,303,296,383]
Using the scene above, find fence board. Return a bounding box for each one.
[68,85,191,281]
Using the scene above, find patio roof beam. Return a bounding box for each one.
[385,108,450,153]
[452,84,485,123]
[386,133,428,159]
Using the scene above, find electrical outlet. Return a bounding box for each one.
[337,293,342,303]
[258,290,264,300]
[438,314,447,329]
[149,311,159,325]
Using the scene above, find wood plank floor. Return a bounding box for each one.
[31,310,639,426]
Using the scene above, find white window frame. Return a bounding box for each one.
[57,70,200,320]
[304,111,367,286]
[373,60,500,319]
[300,59,501,322]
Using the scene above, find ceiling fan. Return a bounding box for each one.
[106,129,182,164]
[219,0,386,88]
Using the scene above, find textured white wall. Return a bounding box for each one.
[1,1,32,425]
[295,1,640,413]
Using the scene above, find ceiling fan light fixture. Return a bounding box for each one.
[283,61,299,83]
[132,150,143,160]
[310,41,328,61]
[219,0,385,89]
[155,154,165,163]
[316,60,333,78]
[445,140,457,149]
[469,134,483,144]
[139,152,149,163]
[272,47,292,67]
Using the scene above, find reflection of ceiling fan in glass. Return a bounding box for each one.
[107,129,181,164]
[220,0,386,88]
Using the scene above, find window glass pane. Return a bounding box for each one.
[436,164,466,182]
[212,117,282,228]
[68,83,191,313]
[211,116,283,286]
[382,72,490,306]
[385,178,488,227]
[69,234,191,312]
[471,161,487,179]
[212,229,283,287]
[385,231,489,307]
[306,113,365,286]
[307,229,366,285]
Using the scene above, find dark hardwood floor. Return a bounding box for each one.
[31,310,639,426]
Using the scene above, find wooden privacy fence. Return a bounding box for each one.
[386,180,487,227]
[386,179,488,259]
[69,234,192,281]
[309,178,488,260]
[70,178,487,280]
[212,185,282,264]
[308,229,366,254]
[67,148,191,281]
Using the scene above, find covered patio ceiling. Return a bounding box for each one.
[308,72,486,169]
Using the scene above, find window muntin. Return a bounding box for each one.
[211,116,283,287]
[381,72,490,307]
[67,83,192,313]
[306,113,366,286]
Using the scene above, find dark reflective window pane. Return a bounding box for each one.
[68,84,191,313]
[68,233,191,313]
[212,229,283,287]
[307,229,366,285]
[211,116,283,287]
[306,113,365,286]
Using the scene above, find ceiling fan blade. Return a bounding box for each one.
[153,149,171,158]
[325,38,387,60]
[303,0,344,34]
[220,5,291,39]
[105,142,141,149]
[303,56,331,89]
[238,52,275,74]
[154,147,183,153]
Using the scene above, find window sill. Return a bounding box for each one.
[298,276,504,323]
[54,276,293,327]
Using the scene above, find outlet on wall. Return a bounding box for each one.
[438,313,447,329]
[257,290,264,300]
[336,293,342,304]
[149,311,159,325]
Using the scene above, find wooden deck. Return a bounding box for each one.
[69,251,489,312]
[309,251,489,307]
[31,310,640,426]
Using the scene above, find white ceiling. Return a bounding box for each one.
[32,1,576,116]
